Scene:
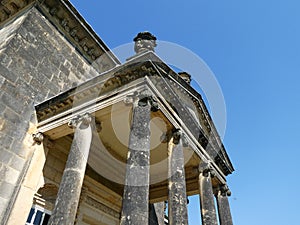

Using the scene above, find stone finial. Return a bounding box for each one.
[133,31,157,53]
[178,72,191,85]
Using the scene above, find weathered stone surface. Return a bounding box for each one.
[0,181,15,201]
[168,132,189,225]
[133,31,157,54]
[148,202,165,225]
[0,6,101,223]
[48,115,92,225]
[0,197,8,223]
[199,171,218,225]
[120,101,151,225]
[216,187,233,225]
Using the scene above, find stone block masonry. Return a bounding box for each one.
[0,7,101,224]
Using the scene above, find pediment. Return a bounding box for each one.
[35,51,234,179]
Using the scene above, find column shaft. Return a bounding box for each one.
[216,192,233,225]
[120,102,151,225]
[149,202,165,225]
[168,137,189,225]
[48,116,92,225]
[199,172,218,225]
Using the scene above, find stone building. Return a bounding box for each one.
[0,0,234,225]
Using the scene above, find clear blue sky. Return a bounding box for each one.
[69,1,300,224]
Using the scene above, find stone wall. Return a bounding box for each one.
[43,142,68,186]
[0,7,102,223]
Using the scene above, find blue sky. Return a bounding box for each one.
[69,1,300,224]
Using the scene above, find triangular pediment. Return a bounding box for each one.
[35,51,234,178]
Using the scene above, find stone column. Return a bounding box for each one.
[120,96,151,225]
[48,113,93,225]
[149,202,166,225]
[198,164,218,225]
[216,185,233,225]
[168,130,189,225]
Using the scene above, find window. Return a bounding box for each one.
[25,205,51,225]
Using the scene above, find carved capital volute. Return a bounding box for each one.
[138,90,159,112]
[218,184,231,197]
[94,120,102,133]
[172,129,182,144]
[68,113,92,129]
[32,132,44,145]
[124,90,159,111]
[198,162,215,178]
[160,128,189,146]
[123,91,138,105]
[161,129,180,144]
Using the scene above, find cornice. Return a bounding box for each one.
[0,0,35,25]
[0,0,120,67]
[35,61,154,122]
[36,0,119,66]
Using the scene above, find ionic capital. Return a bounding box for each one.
[160,128,189,146]
[124,90,159,111]
[68,113,92,129]
[94,120,102,133]
[218,184,232,197]
[172,129,182,144]
[32,132,44,145]
[123,91,138,105]
[198,162,216,178]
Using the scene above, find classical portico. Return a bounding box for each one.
[32,32,234,225]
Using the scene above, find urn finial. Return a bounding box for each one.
[133,31,157,54]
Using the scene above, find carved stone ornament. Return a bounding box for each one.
[178,72,192,85]
[124,90,159,111]
[68,113,92,128]
[172,129,182,145]
[160,129,189,147]
[138,95,159,111]
[133,31,157,54]
[161,129,177,144]
[123,91,139,105]
[32,132,44,145]
[219,184,231,197]
[94,120,102,133]
[198,162,216,178]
